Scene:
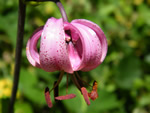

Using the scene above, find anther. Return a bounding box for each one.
[81,87,90,105]
[55,94,76,100]
[45,87,53,108]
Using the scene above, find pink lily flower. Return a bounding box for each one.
[26,1,107,107]
[26,17,107,73]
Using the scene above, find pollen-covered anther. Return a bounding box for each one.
[88,81,98,101]
[81,87,91,105]
[44,87,53,108]
[55,94,76,100]
[65,35,72,43]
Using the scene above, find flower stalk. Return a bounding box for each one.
[56,1,68,22]
[8,0,26,113]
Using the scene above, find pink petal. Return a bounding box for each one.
[39,17,73,73]
[71,19,107,63]
[71,23,102,71]
[26,26,43,68]
[64,22,84,71]
[67,42,82,70]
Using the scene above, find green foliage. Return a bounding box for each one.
[0,0,150,113]
[15,101,33,113]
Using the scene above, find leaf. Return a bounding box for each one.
[98,5,116,17]
[15,101,33,113]
[63,86,88,113]
[86,89,120,113]
[19,68,46,105]
[0,12,17,47]
[138,94,150,107]
[63,86,120,113]
[1,98,9,113]
[115,55,142,89]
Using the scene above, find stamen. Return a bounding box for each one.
[71,73,81,90]
[55,94,76,100]
[45,87,53,108]
[75,72,92,87]
[81,87,90,105]
[53,81,59,102]
[65,36,72,43]
[65,30,72,43]
[50,71,64,92]
[88,81,98,101]
[92,81,98,90]
[66,74,69,94]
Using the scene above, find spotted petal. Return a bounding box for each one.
[26,18,107,73]
[40,17,73,73]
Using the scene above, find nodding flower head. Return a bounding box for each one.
[26,0,107,108]
[26,17,107,73]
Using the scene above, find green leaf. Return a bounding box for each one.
[63,87,120,113]
[115,55,142,89]
[1,98,9,113]
[138,94,150,106]
[62,86,88,113]
[0,12,17,47]
[86,89,120,113]
[15,101,33,113]
[19,68,46,105]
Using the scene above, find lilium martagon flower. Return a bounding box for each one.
[26,0,107,108]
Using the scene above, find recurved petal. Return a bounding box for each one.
[26,26,43,68]
[64,22,84,71]
[71,22,102,71]
[39,17,73,73]
[71,19,107,63]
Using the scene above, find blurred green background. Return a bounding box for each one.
[0,0,150,113]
